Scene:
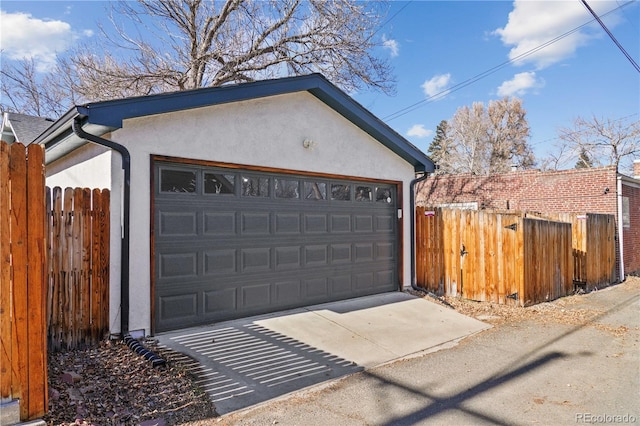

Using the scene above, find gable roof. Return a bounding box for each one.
[35,73,434,172]
[1,112,55,144]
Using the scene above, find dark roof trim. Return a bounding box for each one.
[38,73,433,172]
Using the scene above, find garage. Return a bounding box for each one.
[153,160,400,331]
[42,73,434,336]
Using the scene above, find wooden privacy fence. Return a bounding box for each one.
[416,207,574,306]
[47,186,110,351]
[526,212,616,291]
[0,142,48,421]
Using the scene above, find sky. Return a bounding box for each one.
[1,0,639,170]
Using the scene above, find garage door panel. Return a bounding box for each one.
[375,270,394,288]
[159,252,198,278]
[354,272,375,290]
[274,280,302,304]
[354,215,374,232]
[204,249,237,274]
[304,277,329,299]
[241,248,271,272]
[204,288,237,314]
[330,215,351,232]
[304,245,328,266]
[203,212,236,235]
[304,214,328,233]
[159,211,197,236]
[330,244,352,263]
[275,246,302,270]
[241,212,271,234]
[376,242,394,260]
[355,243,374,262]
[331,275,352,295]
[376,215,394,231]
[275,213,301,233]
[241,283,272,309]
[154,162,399,332]
[158,293,198,321]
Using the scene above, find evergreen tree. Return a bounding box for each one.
[427,120,450,174]
[575,148,594,169]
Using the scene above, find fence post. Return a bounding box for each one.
[26,144,47,417]
[0,142,11,401]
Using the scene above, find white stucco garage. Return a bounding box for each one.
[37,74,434,336]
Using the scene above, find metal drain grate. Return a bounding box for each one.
[157,323,362,414]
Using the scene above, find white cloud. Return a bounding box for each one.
[407,124,433,139]
[422,73,451,99]
[382,34,399,57]
[494,0,619,69]
[497,71,545,96]
[0,10,90,70]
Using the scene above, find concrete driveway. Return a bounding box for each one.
[156,291,490,414]
[193,278,640,425]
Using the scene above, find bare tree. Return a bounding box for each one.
[0,57,75,117]
[438,97,534,175]
[538,140,575,171]
[557,115,640,176]
[62,0,394,102]
[486,97,534,173]
[448,102,490,174]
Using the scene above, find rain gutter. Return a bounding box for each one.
[409,172,430,290]
[617,175,625,282]
[71,116,131,336]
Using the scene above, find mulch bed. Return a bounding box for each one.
[44,339,216,425]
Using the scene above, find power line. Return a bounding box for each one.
[382,2,635,122]
[374,1,413,36]
[528,112,639,147]
[580,0,640,73]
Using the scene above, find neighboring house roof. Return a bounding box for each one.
[35,73,434,172]
[1,112,55,144]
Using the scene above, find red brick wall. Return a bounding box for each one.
[416,166,640,277]
[622,180,640,275]
[417,166,619,214]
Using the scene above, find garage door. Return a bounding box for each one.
[153,161,399,332]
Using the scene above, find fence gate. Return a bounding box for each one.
[46,186,110,351]
[416,207,574,306]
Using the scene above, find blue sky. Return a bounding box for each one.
[1,0,639,168]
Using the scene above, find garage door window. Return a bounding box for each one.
[304,181,326,200]
[355,186,372,202]
[376,187,393,203]
[204,173,235,194]
[161,169,196,193]
[275,178,299,199]
[242,175,269,197]
[331,183,351,201]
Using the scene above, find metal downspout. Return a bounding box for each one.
[617,175,625,282]
[72,117,131,336]
[410,171,430,290]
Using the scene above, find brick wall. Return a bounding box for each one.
[622,179,640,275]
[417,166,619,214]
[417,166,640,277]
